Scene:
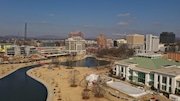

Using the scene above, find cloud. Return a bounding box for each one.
[49,14,55,17]
[83,25,92,28]
[40,21,49,24]
[117,22,129,26]
[152,21,161,25]
[118,13,131,17]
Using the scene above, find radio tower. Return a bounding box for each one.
[24,22,27,45]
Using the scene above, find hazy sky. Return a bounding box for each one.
[0,0,180,39]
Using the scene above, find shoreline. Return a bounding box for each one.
[0,55,111,101]
[0,62,38,79]
[27,68,53,101]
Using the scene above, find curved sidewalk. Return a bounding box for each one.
[27,69,53,101]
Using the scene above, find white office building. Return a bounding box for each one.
[112,53,180,94]
[65,36,86,55]
[146,34,159,52]
[5,45,37,57]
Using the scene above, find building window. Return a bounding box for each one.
[162,85,166,91]
[169,78,172,85]
[158,75,160,82]
[150,73,154,80]
[162,76,167,84]
[169,87,171,92]
[121,74,123,77]
[138,72,145,84]
[121,67,124,72]
[129,69,133,74]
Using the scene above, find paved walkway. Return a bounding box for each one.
[107,81,148,98]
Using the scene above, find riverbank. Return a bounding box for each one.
[0,55,134,101]
[27,69,53,101]
[28,64,109,101]
[0,55,170,101]
[26,55,111,101]
[0,62,37,79]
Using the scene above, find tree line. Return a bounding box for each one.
[97,44,134,59]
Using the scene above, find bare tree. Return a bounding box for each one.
[52,56,60,68]
[96,44,134,59]
[66,58,73,69]
[80,74,90,91]
[68,70,80,87]
[66,54,75,69]
[57,95,62,101]
[91,76,105,98]
[81,75,91,99]
[81,91,90,99]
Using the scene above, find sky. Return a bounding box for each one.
[0,0,180,39]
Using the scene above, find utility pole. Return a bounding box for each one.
[24,22,27,58]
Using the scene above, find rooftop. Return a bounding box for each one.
[154,66,180,76]
[120,56,180,69]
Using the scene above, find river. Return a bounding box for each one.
[0,65,47,101]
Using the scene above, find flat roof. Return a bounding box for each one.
[107,81,147,98]
[136,53,162,58]
[120,57,180,69]
[154,67,180,76]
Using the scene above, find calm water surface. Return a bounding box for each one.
[0,65,47,101]
[62,57,110,67]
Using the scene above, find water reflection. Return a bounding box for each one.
[0,65,47,101]
[62,57,110,67]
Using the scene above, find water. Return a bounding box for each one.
[0,65,47,101]
[61,57,110,67]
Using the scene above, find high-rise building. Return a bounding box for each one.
[126,34,144,49]
[106,39,113,47]
[68,31,84,38]
[97,34,106,48]
[65,32,86,55]
[160,32,175,44]
[146,34,159,52]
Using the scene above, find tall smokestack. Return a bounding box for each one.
[24,22,27,45]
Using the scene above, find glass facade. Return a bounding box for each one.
[162,85,166,91]
[129,75,133,81]
[150,73,154,80]
[162,76,167,84]
[169,87,171,92]
[149,81,154,86]
[138,72,145,83]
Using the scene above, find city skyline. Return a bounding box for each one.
[0,0,180,39]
